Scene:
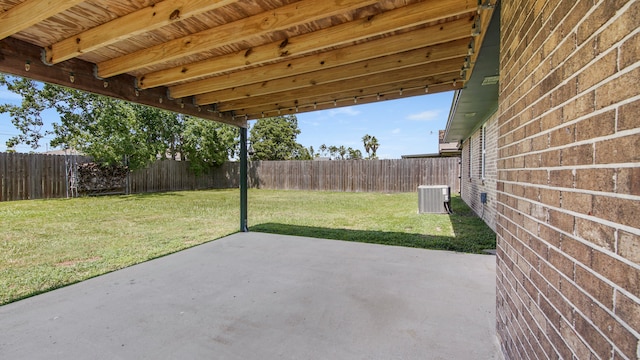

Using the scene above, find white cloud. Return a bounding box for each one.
[301,119,321,126]
[391,128,401,134]
[328,106,361,117]
[406,110,440,121]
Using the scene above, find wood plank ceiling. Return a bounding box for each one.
[0,0,496,127]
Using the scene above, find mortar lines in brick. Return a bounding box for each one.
[496,106,640,165]
[498,188,640,263]
[498,228,573,358]
[500,0,587,105]
[498,179,640,204]
[498,0,640,357]
[499,206,640,359]
[498,70,640,157]
[500,0,562,93]
[499,6,640,144]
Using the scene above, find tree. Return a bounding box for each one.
[328,145,338,160]
[362,134,372,158]
[132,104,185,161]
[338,145,347,160]
[248,115,307,160]
[361,134,380,159]
[319,144,327,157]
[369,136,380,159]
[49,90,161,170]
[1,75,237,172]
[347,147,363,160]
[0,75,51,149]
[181,117,236,175]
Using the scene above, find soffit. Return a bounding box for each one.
[444,0,500,143]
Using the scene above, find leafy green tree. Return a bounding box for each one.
[319,144,327,157]
[49,90,161,170]
[1,75,237,172]
[347,147,362,160]
[362,134,372,158]
[181,117,236,175]
[308,145,319,158]
[293,145,313,160]
[369,136,380,159]
[132,104,185,160]
[361,134,380,159]
[0,75,51,149]
[328,145,338,160]
[338,145,347,160]
[248,115,307,160]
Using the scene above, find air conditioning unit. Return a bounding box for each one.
[418,185,450,214]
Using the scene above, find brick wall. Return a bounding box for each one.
[461,111,498,231]
[496,0,640,359]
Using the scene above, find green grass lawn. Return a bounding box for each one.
[0,189,495,305]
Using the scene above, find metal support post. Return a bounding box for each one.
[240,126,249,232]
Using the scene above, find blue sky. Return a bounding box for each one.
[292,91,453,159]
[0,84,453,158]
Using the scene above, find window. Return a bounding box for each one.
[481,124,486,179]
[468,139,472,179]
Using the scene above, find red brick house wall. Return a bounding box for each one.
[496,0,639,359]
[461,111,499,231]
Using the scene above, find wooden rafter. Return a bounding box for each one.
[0,0,85,40]
[207,60,464,110]
[0,37,244,127]
[187,44,468,105]
[235,77,463,119]
[0,0,492,126]
[96,0,380,78]
[167,20,473,98]
[140,1,476,91]
[45,0,238,64]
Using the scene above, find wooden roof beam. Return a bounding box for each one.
[187,43,468,104]
[96,0,380,78]
[140,1,477,90]
[167,20,473,98]
[208,59,464,110]
[45,0,238,64]
[0,0,85,40]
[235,76,463,119]
[0,37,244,127]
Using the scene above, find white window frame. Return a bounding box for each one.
[468,139,473,179]
[481,124,486,180]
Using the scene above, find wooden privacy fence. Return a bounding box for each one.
[247,158,460,193]
[129,158,460,193]
[0,152,91,201]
[1,153,460,201]
[128,160,239,193]
[128,158,460,194]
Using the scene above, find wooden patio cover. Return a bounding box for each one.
[0,0,495,128]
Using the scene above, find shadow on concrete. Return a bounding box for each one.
[250,223,466,252]
[0,232,501,359]
[250,197,496,254]
[249,223,495,254]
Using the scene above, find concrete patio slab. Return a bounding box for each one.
[0,232,500,359]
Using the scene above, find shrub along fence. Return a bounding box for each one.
[0,152,460,201]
